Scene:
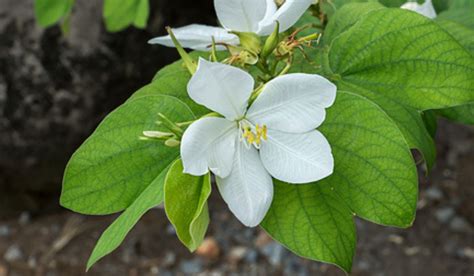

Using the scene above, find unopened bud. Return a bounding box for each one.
[261,21,280,59]
[165,138,181,147]
[142,131,174,139]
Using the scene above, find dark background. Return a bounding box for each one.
[0,0,473,275]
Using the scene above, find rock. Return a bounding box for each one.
[434,207,455,224]
[228,246,248,264]
[4,244,22,262]
[196,237,220,260]
[179,259,203,274]
[449,216,472,233]
[425,187,443,201]
[261,242,284,266]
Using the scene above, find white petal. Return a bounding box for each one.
[260,129,334,184]
[148,24,239,51]
[214,0,268,33]
[258,0,314,35]
[188,58,254,120]
[216,140,273,227]
[181,117,238,178]
[262,0,278,23]
[246,74,337,133]
[401,0,436,19]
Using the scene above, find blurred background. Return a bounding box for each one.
[0,0,473,275]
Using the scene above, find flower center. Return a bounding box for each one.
[239,120,268,148]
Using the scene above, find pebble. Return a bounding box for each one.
[0,226,10,237]
[228,246,247,264]
[4,245,23,262]
[18,212,31,225]
[425,187,443,201]
[404,246,420,256]
[179,259,203,274]
[434,207,455,224]
[150,266,159,275]
[166,224,176,235]
[0,264,7,276]
[161,252,176,267]
[261,242,284,266]
[449,217,472,233]
[245,249,258,263]
[458,247,474,259]
[196,237,220,259]
[255,232,273,247]
[387,234,404,245]
[27,256,37,268]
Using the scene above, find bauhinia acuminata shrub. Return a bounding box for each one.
[59,0,474,273]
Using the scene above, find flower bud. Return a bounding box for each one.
[261,21,280,59]
[165,138,181,147]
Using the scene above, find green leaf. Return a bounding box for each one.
[438,104,474,124]
[133,0,149,28]
[322,2,385,45]
[61,95,195,214]
[87,165,170,270]
[320,0,380,18]
[436,19,474,54]
[438,0,474,29]
[422,110,438,137]
[328,8,474,111]
[34,0,74,27]
[336,80,437,169]
[320,91,418,227]
[261,180,356,273]
[103,0,149,32]
[164,159,211,251]
[262,91,418,274]
[321,7,474,168]
[434,2,474,124]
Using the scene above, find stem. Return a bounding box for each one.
[158,113,184,138]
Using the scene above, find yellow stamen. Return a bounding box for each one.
[262,125,268,140]
[241,122,268,147]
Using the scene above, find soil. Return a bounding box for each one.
[0,1,473,275]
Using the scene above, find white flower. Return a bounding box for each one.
[401,0,437,19]
[149,0,313,51]
[180,58,336,226]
